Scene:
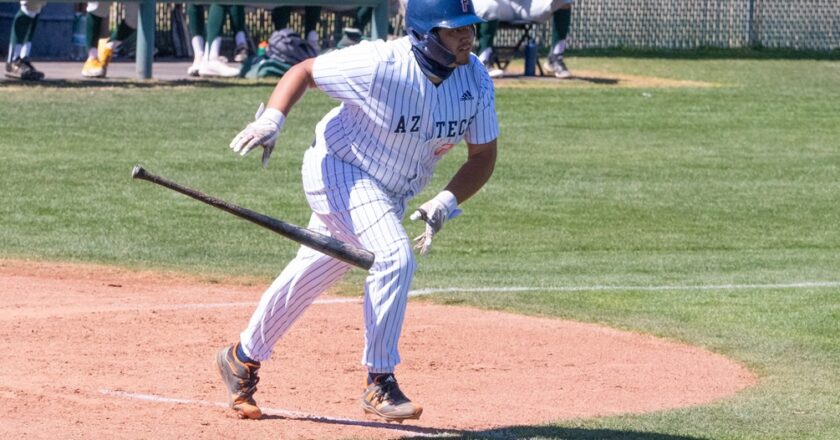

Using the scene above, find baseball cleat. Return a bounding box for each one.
[187,60,202,77]
[199,58,241,78]
[215,343,262,419]
[544,55,573,79]
[484,63,504,78]
[487,68,504,79]
[234,44,250,63]
[361,374,422,422]
[81,58,106,78]
[5,58,45,81]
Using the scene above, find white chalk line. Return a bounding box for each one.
[99,388,458,438]
[81,281,840,314]
[94,281,839,434]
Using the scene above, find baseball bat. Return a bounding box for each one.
[131,165,375,270]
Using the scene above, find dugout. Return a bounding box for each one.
[0,3,79,59]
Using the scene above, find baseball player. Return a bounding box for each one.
[473,0,574,78]
[82,2,138,78]
[5,1,46,81]
[546,1,574,79]
[185,4,247,78]
[215,0,499,423]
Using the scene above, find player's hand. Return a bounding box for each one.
[409,190,462,256]
[230,103,286,168]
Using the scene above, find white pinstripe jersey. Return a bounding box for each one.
[311,36,499,199]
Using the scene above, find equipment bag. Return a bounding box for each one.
[266,28,318,66]
[243,56,295,79]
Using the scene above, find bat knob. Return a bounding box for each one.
[132,165,146,179]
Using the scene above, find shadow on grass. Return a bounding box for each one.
[401,425,707,440]
[500,74,619,85]
[0,78,274,89]
[568,75,620,85]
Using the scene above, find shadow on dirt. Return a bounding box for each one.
[261,413,708,440]
[400,425,708,440]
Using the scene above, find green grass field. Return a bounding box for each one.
[1,55,839,439]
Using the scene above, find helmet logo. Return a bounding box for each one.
[461,0,471,13]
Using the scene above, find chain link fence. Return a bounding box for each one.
[495,0,840,51]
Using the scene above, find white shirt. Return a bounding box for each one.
[312,36,499,198]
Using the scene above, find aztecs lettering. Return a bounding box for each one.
[393,115,421,133]
[393,115,476,138]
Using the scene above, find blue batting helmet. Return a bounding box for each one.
[405,0,484,67]
[405,0,484,36]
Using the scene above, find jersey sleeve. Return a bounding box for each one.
[312,41,383,107]
[464,68,499,145]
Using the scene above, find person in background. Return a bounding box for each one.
[544,1,573,79]
[187,4,246,77]
[473,0,574,79]
[333,3,400,49]
[5,1,46,81]
[475,18,503,78]
[185,4,207,76]
[81,1,137,78]
[271,6,321,52]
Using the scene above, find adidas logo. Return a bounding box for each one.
[460,90,474,101]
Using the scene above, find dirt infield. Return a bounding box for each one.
[0,260,755,439]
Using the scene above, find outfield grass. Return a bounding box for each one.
[1,56,839,439]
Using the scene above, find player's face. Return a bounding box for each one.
[436,25,476,66]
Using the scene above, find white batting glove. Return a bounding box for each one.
[409,190,462,256]
[229,103,286,168]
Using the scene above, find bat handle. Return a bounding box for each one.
[132,165,148,180]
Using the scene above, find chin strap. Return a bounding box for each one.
[410,32,456,82]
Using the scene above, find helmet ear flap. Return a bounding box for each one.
[422,31,457,66]
[408,26,457,67]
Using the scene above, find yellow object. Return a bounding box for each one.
[99,47,113,70]
[81,58,106,78]
[96,37,109,55]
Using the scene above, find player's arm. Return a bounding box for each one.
[410,139,497,255]
[444,139,497,205]
[266,58,317,115]
[229,58,317,168]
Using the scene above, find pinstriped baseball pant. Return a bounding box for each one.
[240,145,416,374]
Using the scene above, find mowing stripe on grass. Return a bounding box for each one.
[407,281,840,296]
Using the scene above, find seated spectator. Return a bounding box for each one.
[473,0,574,79]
